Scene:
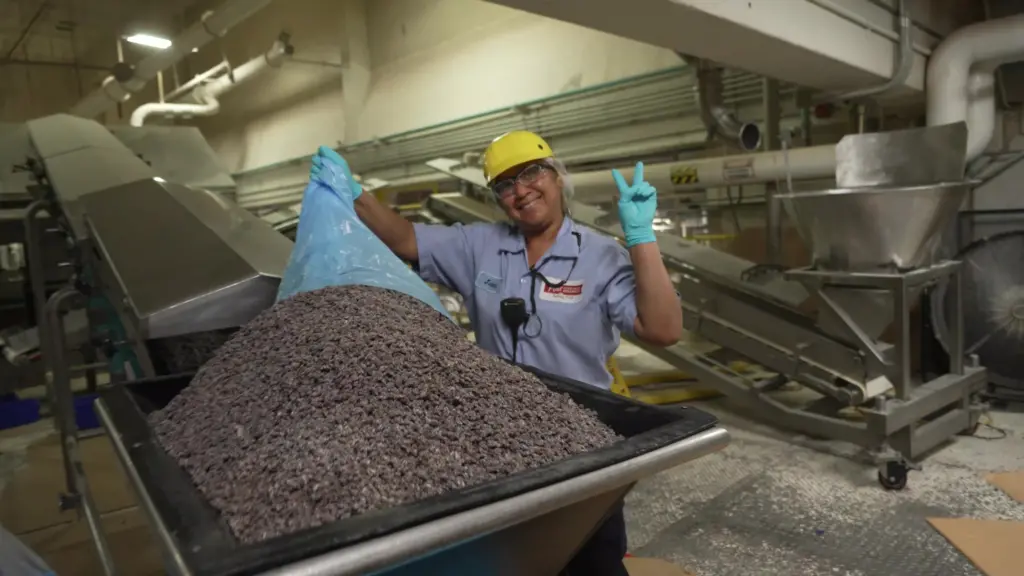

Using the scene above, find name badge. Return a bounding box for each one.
[475,272,502,293]
[539,278,584,304]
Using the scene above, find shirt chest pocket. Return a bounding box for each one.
[474,271,503,294]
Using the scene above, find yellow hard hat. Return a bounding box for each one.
[482,131,554,184]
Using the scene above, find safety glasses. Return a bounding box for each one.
[490,163,551,198]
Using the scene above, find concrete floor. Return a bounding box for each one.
[1,342,1022,575]
[616,341,1024,576]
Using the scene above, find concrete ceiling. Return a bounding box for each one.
[0,0,203,72]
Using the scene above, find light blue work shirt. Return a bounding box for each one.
[413,217,638,389]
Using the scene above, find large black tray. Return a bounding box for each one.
[99,367,718,575]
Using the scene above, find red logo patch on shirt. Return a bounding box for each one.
[539,279,584,303]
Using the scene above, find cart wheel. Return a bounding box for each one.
[878,461,909,491]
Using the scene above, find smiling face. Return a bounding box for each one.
[491,162,564,234]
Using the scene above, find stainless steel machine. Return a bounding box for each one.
[0,118,243,385]
[11,113,293,574]
[426,123,987,490]
[20,114,292,377]
[15,114,728,575]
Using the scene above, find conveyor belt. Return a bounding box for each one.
[23,114,293,342]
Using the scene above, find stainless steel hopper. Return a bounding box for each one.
[778,122,973,340]
[781,182,972,272]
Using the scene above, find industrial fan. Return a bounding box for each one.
[932,231,1024,401]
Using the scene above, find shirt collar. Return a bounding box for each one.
[498,217,579,258]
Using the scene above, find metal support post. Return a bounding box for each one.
[23,200,50,357]
[44,287,118,576]
[949,264,965,375]
[762,78,782,265]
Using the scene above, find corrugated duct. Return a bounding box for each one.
[234,66,797,210]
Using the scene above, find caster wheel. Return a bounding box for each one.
[878,461,908,491]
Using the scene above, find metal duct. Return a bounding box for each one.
[69,0,276,119]
[681,54,762,151]
[927,13,1024,161]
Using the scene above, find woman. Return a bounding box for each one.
[311,130,681,575]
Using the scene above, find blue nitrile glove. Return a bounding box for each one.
[310,145,363,199]
[611,161,657,247]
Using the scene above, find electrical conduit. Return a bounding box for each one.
[130,38,293,126]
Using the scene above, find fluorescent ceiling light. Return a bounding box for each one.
[125,34,171,49]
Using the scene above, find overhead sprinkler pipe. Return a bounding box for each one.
[680,53,762,151]
[69,0,276,119]
[824,0,913,103]
[926,13,1024,161]
[130,38,293,126]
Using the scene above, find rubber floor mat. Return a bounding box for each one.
[636,470,982,576]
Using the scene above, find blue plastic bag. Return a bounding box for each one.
[276,157,453,321]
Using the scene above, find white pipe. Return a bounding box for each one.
[130,91,221,126]
[130,39,291,127]
[199,39,291,100]
[69,0,275,119]
[926,14,1024,161]
[577,14,1024,192]
[570,145,837,201]
[964,67,996,162]
[163,61,230,102]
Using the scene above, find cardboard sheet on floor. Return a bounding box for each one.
[928,518,1024,576]
[625,557,696,576]
[985,471,1024,503]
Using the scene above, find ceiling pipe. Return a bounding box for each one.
[569,145,837,200]
[130,90,221,126]
[583,12,1024,192]
[926,13,1024,161]
[130,37,293,126]
[680,53,762,151]
[69,0,276,120]
[822,0,914,103]
[163,60,231,101]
